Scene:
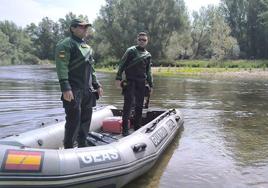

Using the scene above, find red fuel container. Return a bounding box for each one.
[102,116,130,134]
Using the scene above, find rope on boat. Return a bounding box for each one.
[145,109,176,133]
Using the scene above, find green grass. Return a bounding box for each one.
[95,66,117,73]
[151,67,241,76]
[172,59,268,69]
[96,59,268,76]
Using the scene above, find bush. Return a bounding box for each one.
[153,59,176,67]
[98,58,118,68]
[22,54,40,64]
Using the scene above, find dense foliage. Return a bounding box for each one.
[0,0,268,65]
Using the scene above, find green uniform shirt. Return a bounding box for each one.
[116,46,153,88]
[55,35,100,92]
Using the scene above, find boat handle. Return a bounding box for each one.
[132,143,147,153]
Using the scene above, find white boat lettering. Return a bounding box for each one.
[78,149,121,168]
[102,153,112,161]
[92,153,103,163]
[166,119,176,131]
[80,155,93,164]
[109,151,119,159]
[150,127,168,147]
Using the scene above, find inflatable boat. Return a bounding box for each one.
[0,105,184,188]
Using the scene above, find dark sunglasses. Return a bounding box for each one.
[77,25,89,29]
[138,38,147,42]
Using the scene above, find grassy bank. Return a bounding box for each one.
[0,59,52,66]
[167,59,268,69]
[96,59,268,79]
[97,59,268,69]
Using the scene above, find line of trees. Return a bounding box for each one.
[0,0,268,65]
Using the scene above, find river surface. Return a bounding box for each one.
[0,65,267,188]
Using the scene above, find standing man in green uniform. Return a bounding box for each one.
[55,18,103,149]
[115,32,153,136]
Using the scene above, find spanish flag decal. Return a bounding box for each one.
[2,150,44,172]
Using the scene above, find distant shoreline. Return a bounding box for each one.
[96,67,268,80]
[1,64,268,80]
[150,67,268,79]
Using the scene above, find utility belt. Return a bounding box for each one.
[70,87,99,102]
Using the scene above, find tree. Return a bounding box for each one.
[220,0,268,58]
[165,29,193,60]
[0,21,32,53]
[259,0,268,30]
[220,0,248,57]
[25,13,90,61]
[0,20,37,64]
[93,0,187,60]
[0,31,13,63]
[25,17,57,60]
[247,0,268,58]
[190,7,211,58]
[190,6,239,59]
[209,12,239,59]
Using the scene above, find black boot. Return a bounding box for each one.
[122,130,129,137]
[122,122,129,137]
[134,125,140,131]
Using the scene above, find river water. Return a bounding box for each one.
[0,65,267,188]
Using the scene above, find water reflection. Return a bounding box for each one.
[0,65,267,188]
[126,128,184,188]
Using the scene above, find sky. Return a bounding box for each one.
[0,0,220,28]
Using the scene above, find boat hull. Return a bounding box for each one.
[0,106,184,188]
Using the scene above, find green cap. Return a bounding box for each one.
[70,18,92,27]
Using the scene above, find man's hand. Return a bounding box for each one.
[97,87,103,97]
[150,87,153,95]
[115,80,121,89]
[63,90,74,102]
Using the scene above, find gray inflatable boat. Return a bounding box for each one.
[0,105,184,188]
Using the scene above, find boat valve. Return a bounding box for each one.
[175,116,180,122]
[37,139,43,146]
[132,143,147,153]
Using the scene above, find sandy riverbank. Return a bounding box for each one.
[151,67,268,80]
